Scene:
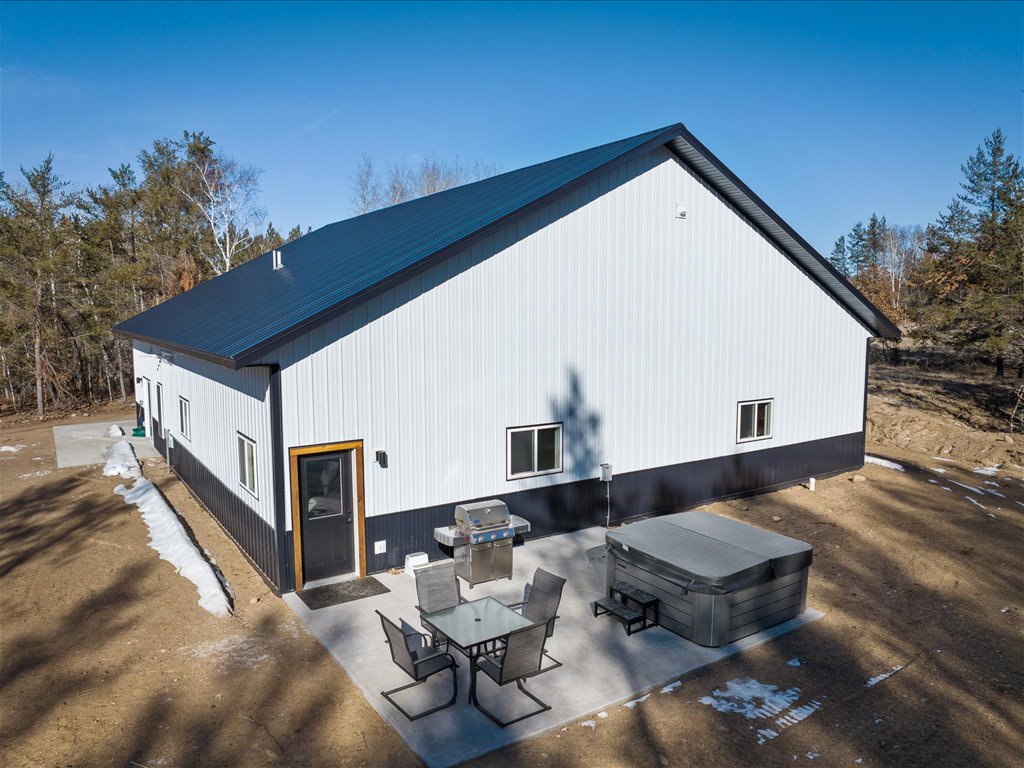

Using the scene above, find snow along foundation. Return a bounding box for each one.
[104,439,232,618]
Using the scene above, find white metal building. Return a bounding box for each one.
[118,124,899,593]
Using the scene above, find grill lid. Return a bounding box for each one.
[454,499,511,533]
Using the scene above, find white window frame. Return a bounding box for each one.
[178,396,191,440]
[737,398,773,443]
[237,432,258,498]
[506,423,563,480]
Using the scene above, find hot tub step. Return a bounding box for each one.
[591,597,648,635]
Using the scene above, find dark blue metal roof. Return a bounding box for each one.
[115,123,898,368]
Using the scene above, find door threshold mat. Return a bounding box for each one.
[297,576,390,610]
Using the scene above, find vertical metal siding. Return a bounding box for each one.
[267,146,870,535]
[131,344,276,528]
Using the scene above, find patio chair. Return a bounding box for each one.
[470,621,552,728]
[414,560,465,649]
[376,610,458,721]
[502,567,566,671]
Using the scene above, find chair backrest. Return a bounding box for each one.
[497,621,547,684]
[377,610,416,679]
[524,568,566,628]
[415,560,460,613]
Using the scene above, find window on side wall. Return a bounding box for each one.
[507,423,563,479]
[737,399,773,443]
[237,433,257,497]
[179,397,191,440]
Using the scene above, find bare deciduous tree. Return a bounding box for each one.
[351,154,500,214]
[178,154,265,275]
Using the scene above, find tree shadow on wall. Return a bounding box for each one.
[550,369,602,482]
[543,369,604,531]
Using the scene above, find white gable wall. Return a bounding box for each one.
[267,146,870,527]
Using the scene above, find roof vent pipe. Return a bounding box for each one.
[272,250,283,270]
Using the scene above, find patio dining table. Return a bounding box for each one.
[421,596,532,664]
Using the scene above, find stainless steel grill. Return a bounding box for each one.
[451,500,513,587]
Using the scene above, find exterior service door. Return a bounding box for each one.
[298,450,355,581]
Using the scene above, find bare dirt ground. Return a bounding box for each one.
[3,368,1023,768]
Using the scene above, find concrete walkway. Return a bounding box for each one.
[52,420,159,468]
[284,526,823,768]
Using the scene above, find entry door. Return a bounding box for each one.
[298,451,355,581]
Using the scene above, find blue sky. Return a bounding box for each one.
[2,1,1021,254]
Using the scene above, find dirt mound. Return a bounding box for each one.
[867,394,1023,470]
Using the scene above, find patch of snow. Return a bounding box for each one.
[856,760,863,765]
[105,424,125,437]
[984,480,1000,487]
[578,720,596,729]
[940,486,953,492]
[950,480,984,494]
[624,693,651,709]
[931,467,947,474]
[756,728,779,745]
[661,680,682,694]
[865,455,905,472]
[965,496,987,511]
[776,699,823,727]
[807,752,821,760]
[931,456,956,463]
[0,444,25,453]
[987,512,996,518]
[786,658,802,667]
[103,440,141,480]
[927,479,939,484]
[114,476,231,618]
[986,489,1006,498]
[866,665,903,687]
[700,678,801,719]
[1002,607,1010,613]
[596,711,608,718]
[18,470,51,479]
[1016,501,1024,510]
[972,465,1000,477]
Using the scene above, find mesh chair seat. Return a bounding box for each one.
[377,610,458,721]
[470,621,553,727]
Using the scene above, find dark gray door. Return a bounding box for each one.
[299,451,355,582]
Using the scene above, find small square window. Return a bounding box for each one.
[737,399,773,443]
[237,433,257,497]
[507,423,563,479]
[179,397,191,440]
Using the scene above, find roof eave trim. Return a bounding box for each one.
[666,125,901,340]
[113,327,242,369]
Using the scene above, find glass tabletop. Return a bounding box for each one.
[422,596,532,649]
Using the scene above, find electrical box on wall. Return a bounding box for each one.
[374,540,387,555]
[676,203,688,220]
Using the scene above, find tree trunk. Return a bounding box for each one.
[116,342,127,402]
[34,324,44,418]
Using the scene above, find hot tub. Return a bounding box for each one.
[605,511,812,647]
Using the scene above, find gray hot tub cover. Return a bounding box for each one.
[606,511,812,595]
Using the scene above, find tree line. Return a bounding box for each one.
[828,129,1023,379]
[0,133,495,418]
[0,132,305,417]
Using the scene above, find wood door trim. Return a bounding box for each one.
[289,440,366,591]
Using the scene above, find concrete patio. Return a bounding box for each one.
[284,525,823,768]
[52,420,159,468]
